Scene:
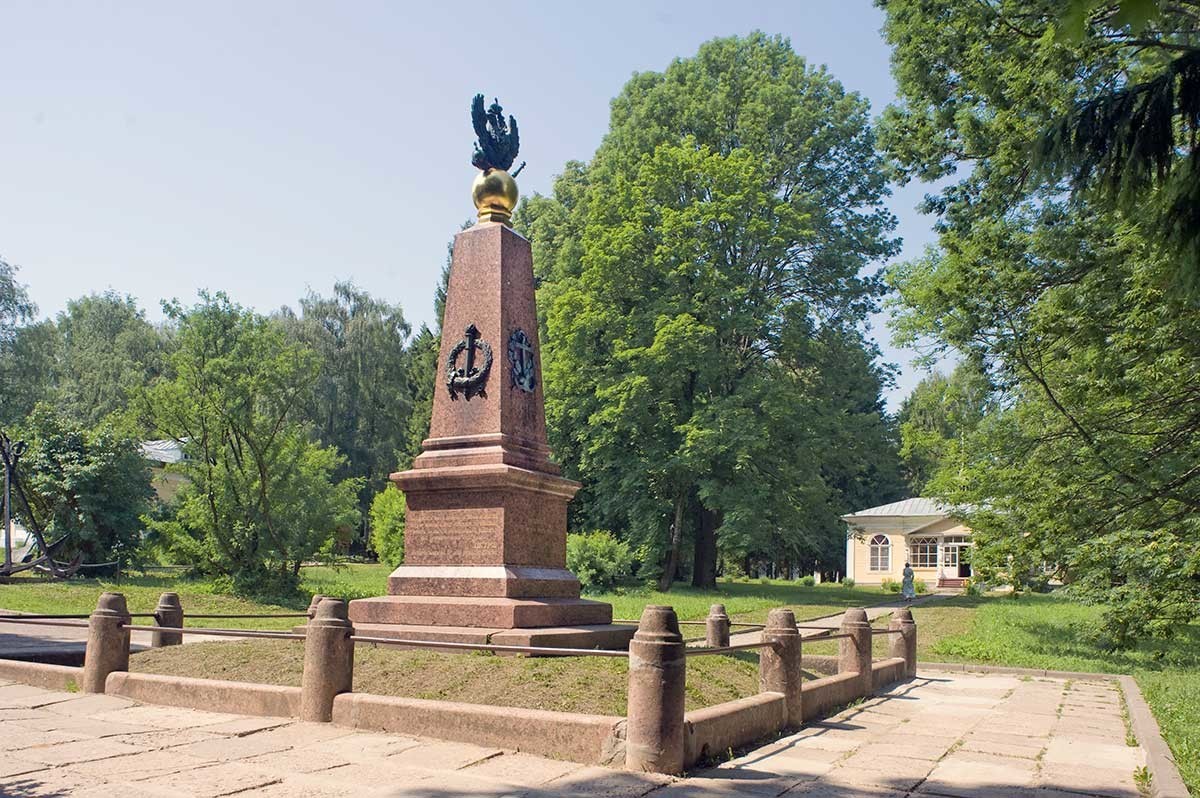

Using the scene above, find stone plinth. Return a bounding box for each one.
[348,221,631,649]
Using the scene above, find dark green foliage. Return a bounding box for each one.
[880,0,1200,644]
[520,34,903,587]
[140,293,361,591]
[17,404,154,564]
[368,484,406,567]
[275,282,412,547]
[55,292,166,428]
[1040,47,1200,282]
[470,94,520,171]
[566,530,634,593]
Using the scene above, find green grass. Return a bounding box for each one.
[596,579,888,624]
[299,562,393,600]
[0,572,305,629]
[894,593,1200,796]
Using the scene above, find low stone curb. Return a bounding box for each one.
[920,661,1189,798]
[1119,674,1190,798]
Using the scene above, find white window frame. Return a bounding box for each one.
[909,536,938,568]
[868,534,891,572]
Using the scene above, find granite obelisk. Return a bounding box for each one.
[348,96,633,648]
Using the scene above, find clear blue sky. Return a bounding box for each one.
[0,0,944,408]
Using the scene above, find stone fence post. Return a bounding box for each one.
[626,605,686,775]
[300,598,354,722]
[152,592,183,648]
[306,594,329,620]
[889,607,917,678]
[759,608,803,728]
[81,592,131,693]
[838,607,873,696]
[705,604,730,648]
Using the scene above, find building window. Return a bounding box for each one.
[869,535,891,571]
[909,536,938,568]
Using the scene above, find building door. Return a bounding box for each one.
[942,543,972,578]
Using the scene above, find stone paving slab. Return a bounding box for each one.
[0,671,1157,797]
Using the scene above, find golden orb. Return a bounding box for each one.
[471,168,518,225]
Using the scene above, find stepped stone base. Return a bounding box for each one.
[348,621,636,652]
[385,564,582,599]
[347,595,613,629]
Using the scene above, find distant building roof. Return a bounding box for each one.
[140,439,186,464]
[842,498,951,520]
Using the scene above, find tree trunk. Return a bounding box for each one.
[658,492,686,592]
[691,506,719,589]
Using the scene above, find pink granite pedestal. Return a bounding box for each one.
[347,221,633,651]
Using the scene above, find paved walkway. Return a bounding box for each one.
[0,615,235,664]
[0,670,1148,797]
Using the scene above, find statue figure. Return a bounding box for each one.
[901,561,916,601]
[469,94,525,225]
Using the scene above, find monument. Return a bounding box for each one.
[348,96,635,649]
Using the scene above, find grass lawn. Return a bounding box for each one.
[0,572,306,629]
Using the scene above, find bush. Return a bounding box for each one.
[798,575,816,587]
[882,577,901,593]
[567,530,633,593]
[368,485,406,567]
[914,578,928,594]
[841,578,855,588]
[964,578,982,597]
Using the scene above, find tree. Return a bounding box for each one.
[1037,0,1200,281]
[519,34,900,588]
[896,360,990,494]
[880,0,1200,644]
[0,257,35,346]
[140,293,360,592]
[397,225,460,469]
[56,291,166,427]
[368,484,406,567]
[0,257,46,426]
[18,404,153,564]
[277,282,412,544]
[0,321,59,428]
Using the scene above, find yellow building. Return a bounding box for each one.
[842,498,972,589]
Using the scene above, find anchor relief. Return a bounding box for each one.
[446,323,493,401]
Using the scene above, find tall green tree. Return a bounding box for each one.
[141,293,360,592]
[880,0,1200,643]
[18,403,153,564]
[520,34,900,587]
[277,282,412,541]
[398,226,460,469]
[896,360,990,494]
[0,257,45,426]
[56,291,165,427]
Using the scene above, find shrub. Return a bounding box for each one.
[758,576,771,585]
[368,485,406,567]
[566,530,633,593]
[841,578,855,588]
[798,575,816,587]
[882,577,901,593]
[914,578,928,594]
[964,578,982,597]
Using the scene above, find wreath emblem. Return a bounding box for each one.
[446,323,493,401]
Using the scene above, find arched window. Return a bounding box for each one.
[909,537,938,568]
[869,535,891,572]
